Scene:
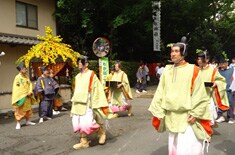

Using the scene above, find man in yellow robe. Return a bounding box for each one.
[71,56,109,150]
[196,49,229,126]
[109,62,133,118]
[12,62,36,129]
[149,38,212,155]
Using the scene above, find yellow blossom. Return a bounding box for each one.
[16,26,80,67]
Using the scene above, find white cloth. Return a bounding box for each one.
[230,80,235,92]
[157,67,164,76]
[229,63,235,69]
[209,64,217,69]
[71,94,100,134]
[155,66,159,77]
[168,126,204,155]
[209,98,218,125]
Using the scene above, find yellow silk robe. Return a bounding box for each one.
[12,73,35,120]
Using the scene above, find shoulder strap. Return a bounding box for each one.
[40,78,45,89]
[191,65,200,94]
[88,71,95,93]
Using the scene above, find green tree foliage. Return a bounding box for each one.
[55,0,235,62]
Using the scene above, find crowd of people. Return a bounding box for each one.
[11,57,134,150]
[149,37,235,155]
[11,38,235,154]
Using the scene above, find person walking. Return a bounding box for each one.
[71,56,109,150]
[109,61,133,118]
[136,62,147,93]
[196,48,229,126]
[149,37,212,155]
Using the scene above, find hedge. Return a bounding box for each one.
[71,60,139,87]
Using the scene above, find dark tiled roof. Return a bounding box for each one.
[0,33,41,45]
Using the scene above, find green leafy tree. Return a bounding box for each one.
[54,0,235,62]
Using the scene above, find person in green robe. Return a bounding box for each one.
[109,61,133,118]
[149,37,212,155]
[71,56,109,150]
[196,48,229,126]
[12,62,36,129]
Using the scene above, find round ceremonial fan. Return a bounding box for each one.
[92,37,110,57]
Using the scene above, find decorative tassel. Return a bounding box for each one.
[31,68,34,78]
[66,68,69,77]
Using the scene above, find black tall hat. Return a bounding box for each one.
[196,48,209,59]
[40,66,48,73]
[217,51,229,63]
[173,36,189,56]
[78,56,89,65]
[16,62,26,71]
[218,55,228,63]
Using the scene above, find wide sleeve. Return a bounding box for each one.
[12,75,32,105]
[189,72,210,120]
[121,73,133,99]
[148,73,166,119]
[51,78,60,92]
[90,74,109,109]
[35,77,44,95]
[213,70,226,97]
[12,76,20,104]
[213,70,229,110]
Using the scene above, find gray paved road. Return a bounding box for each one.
[1,97,235,155]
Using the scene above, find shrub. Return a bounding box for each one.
[71,60,139,87]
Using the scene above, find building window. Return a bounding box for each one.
[16,1,38,29]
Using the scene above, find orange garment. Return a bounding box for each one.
[53,97,63,110]
[200,120,213,136]
[14,97,33,121]
[53,89,63,110]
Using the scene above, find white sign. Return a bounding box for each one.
[153,1,161,51]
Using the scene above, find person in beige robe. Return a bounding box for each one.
[149,39,212,155]
[196,49,229,126]
[109,61,133,118]
[71,56,109,150]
